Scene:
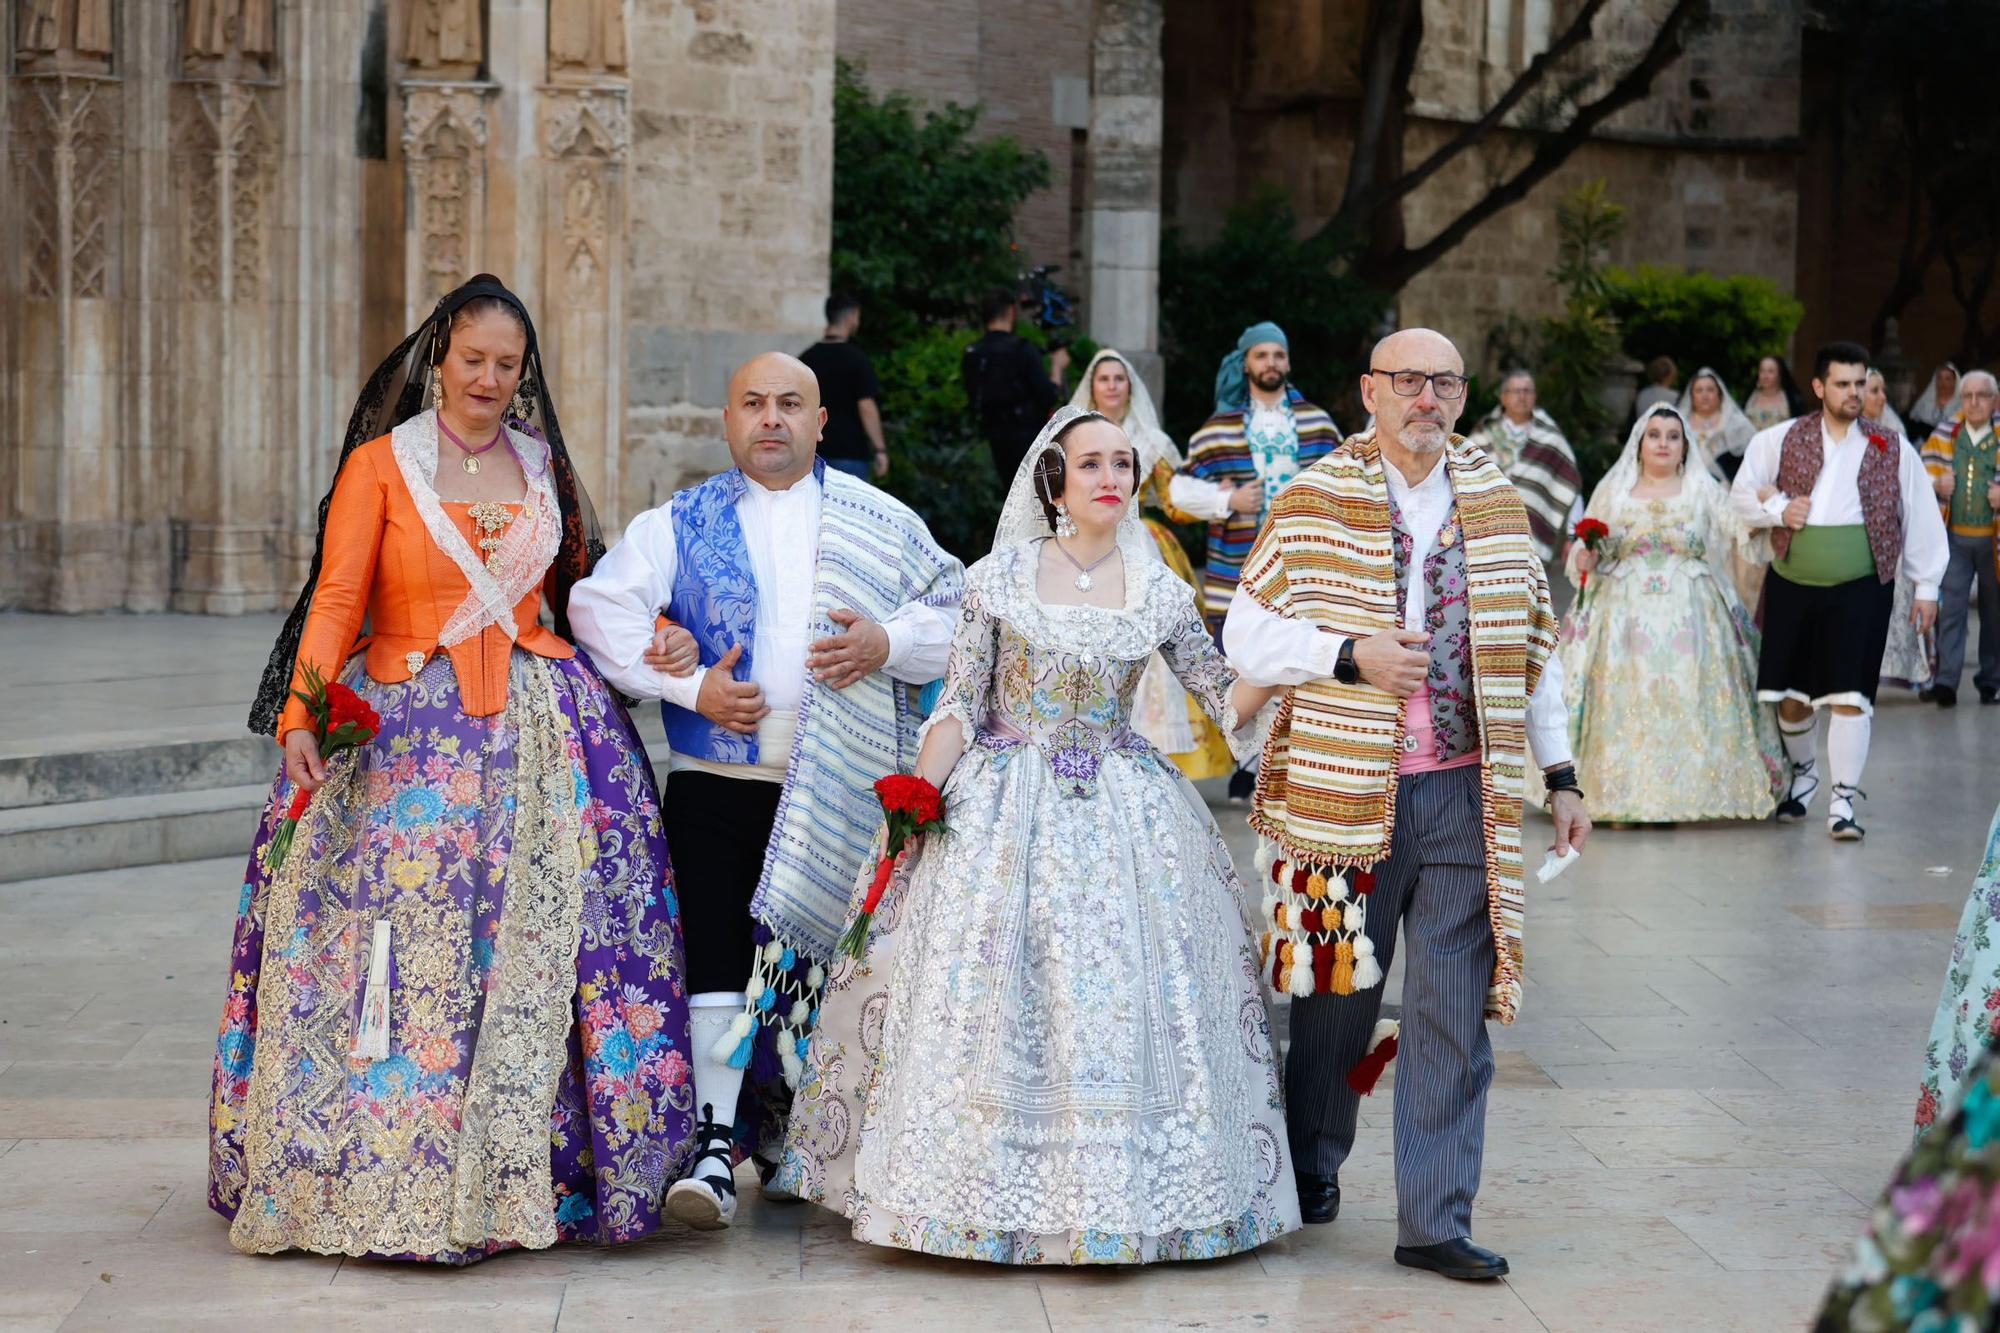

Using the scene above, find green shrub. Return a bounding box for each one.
[830,60,1051,352]
[1602,264,1803,398]
[1159,189,1383,444]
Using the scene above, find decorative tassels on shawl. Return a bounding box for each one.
[710,923,824,1087]
[1254,840,1384,998]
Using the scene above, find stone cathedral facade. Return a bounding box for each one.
[0,0,843,614]
[2,0,1802,616]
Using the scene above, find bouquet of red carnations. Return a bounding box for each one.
[262,664,380,873]
[1573,517,1611,589]
[836,774,948,958]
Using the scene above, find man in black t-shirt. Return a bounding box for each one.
[799,293,888,479]
[961,286,1070,483]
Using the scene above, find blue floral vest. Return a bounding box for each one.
[660,464,814,767]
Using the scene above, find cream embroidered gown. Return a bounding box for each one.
[1553,488,1784,821]
[773,535,1299,1264]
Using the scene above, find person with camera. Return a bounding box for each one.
[961,286,1070,483]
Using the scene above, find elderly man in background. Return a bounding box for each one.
[1920,368,2000,706]
[1463,370,1585,566]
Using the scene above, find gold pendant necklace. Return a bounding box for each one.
[463,454,481,475]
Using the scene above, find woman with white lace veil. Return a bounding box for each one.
[1677,366,1753,479]
[1909,362,1961,442]
[1869,368,1933,691]
[776,405,1301,1264]
[1068,348,1238,777]
[1676,366,1765,604]
[1542,404,1783,822]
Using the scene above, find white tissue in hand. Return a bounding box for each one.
[1536,846,1581,884]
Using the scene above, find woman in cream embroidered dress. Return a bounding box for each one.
[1552,404,1782,822]
[1069,348,1239,778]
[776,407,1299,1263]
[209,277,695,1263]
[1868,368,1934,691]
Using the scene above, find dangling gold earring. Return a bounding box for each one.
[430,366,444,414]
[1054,502,1079,538]
[509,384,532,421]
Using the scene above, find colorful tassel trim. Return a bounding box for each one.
[1345,1019,1400,1095]
[1256,843,1384,998]
[708,921,824,1088]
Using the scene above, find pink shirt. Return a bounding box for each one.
[1400,686,1481,775]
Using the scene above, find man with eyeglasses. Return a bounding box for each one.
[1224,328,1587,1283]
[1462,370,1585,566]
[1919,368,2000,707]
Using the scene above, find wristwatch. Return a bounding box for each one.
[1333,638,1360,685]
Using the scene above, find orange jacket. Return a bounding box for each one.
[276,434,572,737]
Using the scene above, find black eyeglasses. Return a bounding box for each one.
[1369,368,1468,400]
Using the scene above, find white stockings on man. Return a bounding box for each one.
[1826,710,1871,825]
[1778,711,1818,804]
[687,992,747,1188]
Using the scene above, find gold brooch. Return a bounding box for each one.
[406,651,426,677]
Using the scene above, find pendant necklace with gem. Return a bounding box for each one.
[438,412,506,475]
[1052,536,1118,592]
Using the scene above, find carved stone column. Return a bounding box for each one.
[1084,0,1165,398]
[167,74,284,613]
[539,83,628,516]
[401,82,497,327]
[3,0,126,610]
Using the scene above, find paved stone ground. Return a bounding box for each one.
[3,612,1995,1331]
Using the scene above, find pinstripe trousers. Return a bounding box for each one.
[1285,763,1495,1247]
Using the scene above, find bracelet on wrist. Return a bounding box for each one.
[1542,764,1583,804]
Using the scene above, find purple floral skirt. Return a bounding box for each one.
[208,650,695,1263]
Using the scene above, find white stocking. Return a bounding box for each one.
[1778,710,1818,803]
[1827,711,1871,823]
[688,992,748,1185]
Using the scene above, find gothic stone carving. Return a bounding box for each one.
[402,85,494,312]
[548,0,626,80]
[403,0,482,77]
[170,83,278,301]
[10,75,122,299]
[16,0,114,75]
[183,0,278,81]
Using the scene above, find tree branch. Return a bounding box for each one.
[1355,0,1707,293]
[1344,0,1618,224]
[1339,0,1425,216]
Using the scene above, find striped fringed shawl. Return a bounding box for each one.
[738,470,963,1084]
[1464,408,1582,564]
[1185,397,1342,629]
[1241,431,1558,1023]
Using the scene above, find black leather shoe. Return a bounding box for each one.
[1981,686,1999,705]
[1937,685,1959,708]
[1395,1237,1510,1281]
[1296,1172,1340,1224]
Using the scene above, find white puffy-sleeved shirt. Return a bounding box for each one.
[1728,415,1949,599]
[567,470,955,781]
[1222,451,1573,769]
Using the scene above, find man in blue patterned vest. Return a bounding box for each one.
[570,353,964,1229]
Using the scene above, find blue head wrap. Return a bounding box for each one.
[1213,321,1289,414]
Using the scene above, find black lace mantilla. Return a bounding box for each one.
[247,274,606,735]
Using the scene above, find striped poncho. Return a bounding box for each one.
[1463,407,1583,564]
[1183,393,1342,632]
[1241,431,1558,1023]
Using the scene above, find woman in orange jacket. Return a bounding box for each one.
[208,275,698,1263]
